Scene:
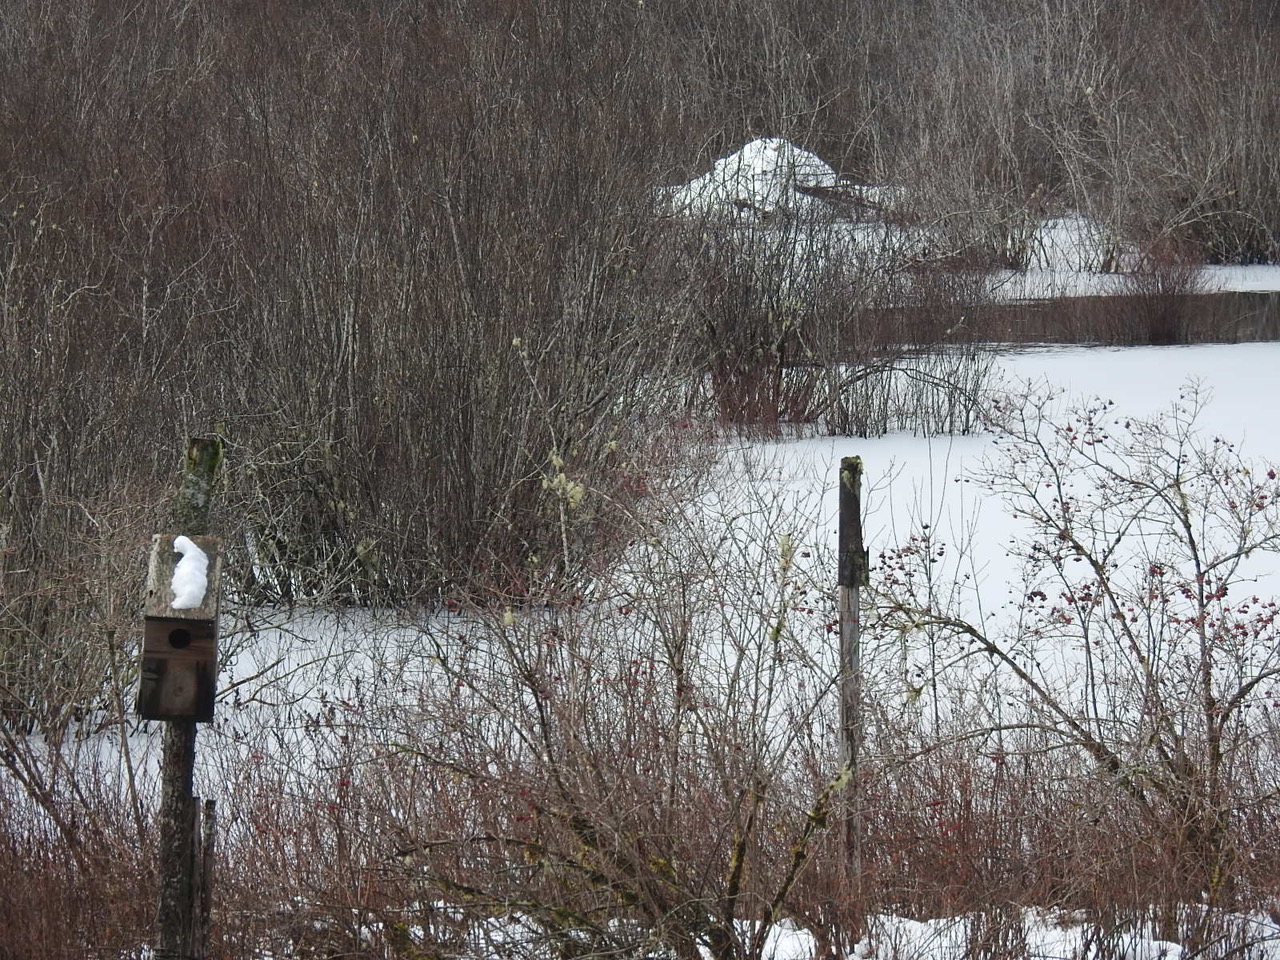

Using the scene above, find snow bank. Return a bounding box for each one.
[1202,264,1280,293]
[658,138,933,293]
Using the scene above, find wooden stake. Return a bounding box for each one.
[838,456,869,928]
[156,437,222,960]
[192,799,216,959]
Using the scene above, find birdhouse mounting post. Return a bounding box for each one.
[146,436,223,960]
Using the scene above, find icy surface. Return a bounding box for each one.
[756,341,1280,601]
[1203,264,1280,293]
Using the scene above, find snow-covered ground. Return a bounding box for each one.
[20,350,1271,960]
[737,340,1280,637]
[187,341,1280,959]
[212,343,1280,769]
[32,139,1280,960]
[765,909,1201,960]
[1204,264,1280,293]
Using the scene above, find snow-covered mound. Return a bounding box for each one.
[660,137,841,219]
[660,138,1280,298]
[658,138,929,292]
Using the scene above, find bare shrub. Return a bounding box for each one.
[0,727,155,958]
[876,385,1280,938]
[358,468,845,960]
[1113,238,1208,345]
[0,0,705,611]
[669,193,996,437]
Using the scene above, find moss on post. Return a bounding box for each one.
[174,437,223,538]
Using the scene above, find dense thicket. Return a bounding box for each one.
[3,0,1276,598]
[4,2,1280,955]
[1,1,689,623]
[0,0,1274,697]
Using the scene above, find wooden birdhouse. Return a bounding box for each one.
[138,533,222,722]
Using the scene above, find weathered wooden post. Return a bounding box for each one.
[143,437,223,960]
[838,457,869,922]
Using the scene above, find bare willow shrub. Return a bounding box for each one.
[669,186,995,436]
[0,0,703,614]
[839,0,1280,268]
[1111,238,1207,346]
[192,2,707,602]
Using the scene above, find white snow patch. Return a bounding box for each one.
[992,259,1280,301]
[1026,215,1130,273]
[734,341,1280,673]
[170,535,209,609]
[988,266,1128,300]
[987,215,1140,300]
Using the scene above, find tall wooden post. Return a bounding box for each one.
[838,457,869,926]
[155,437,223,960]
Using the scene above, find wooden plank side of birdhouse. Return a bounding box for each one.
[138,654,216,722]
